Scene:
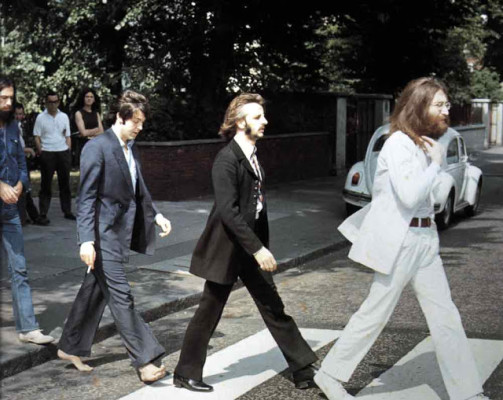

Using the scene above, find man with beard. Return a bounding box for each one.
[314,77,490,400]
[0,76,54,344]
[174,93,318,393]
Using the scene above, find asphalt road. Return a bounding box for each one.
[1,149,502,400]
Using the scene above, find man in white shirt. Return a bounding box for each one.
[314,77,490,400]
[33,91,74,223]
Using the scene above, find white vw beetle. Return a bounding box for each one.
[342,124,483,230]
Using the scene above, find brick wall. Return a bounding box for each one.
[137,132,331,200]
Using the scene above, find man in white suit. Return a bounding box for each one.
[314,77,490,400]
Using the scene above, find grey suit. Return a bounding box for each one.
[58,129,165,368]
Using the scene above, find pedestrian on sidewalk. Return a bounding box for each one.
[174,93,318,393]
[14,103,46,226]
[57,90,172,383]
[314,77,490,400]
[0,76,55,345]
[33,90,75,223]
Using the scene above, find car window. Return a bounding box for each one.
[372,134,390,152]
[446,139,459,165]
[458,137,467,158]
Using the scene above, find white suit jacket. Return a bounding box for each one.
[338,131,441,274]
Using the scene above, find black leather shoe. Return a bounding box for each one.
[64,213,76,220]
[173,373,213,392]
[35,216,50,225]
[292,364,319,389]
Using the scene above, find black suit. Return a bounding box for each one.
[58,129,164,368]
[175,139,317,380]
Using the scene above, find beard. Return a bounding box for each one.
[0,110,12,123]
[424,114,450,139]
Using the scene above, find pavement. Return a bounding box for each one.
[0,175,350,379]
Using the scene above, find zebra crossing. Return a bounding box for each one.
[120,328,503,400]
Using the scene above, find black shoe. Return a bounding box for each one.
[173,373,213,392]
[292,364,318,389]
[64,213,76,220]
[35,216,50,225]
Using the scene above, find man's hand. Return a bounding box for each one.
[254,247,277,272]
[80,242,96,271]
[13,181,23,197]
[422,137,444,166]
[155,214,172,238]
[0,181,19,204]
[24,147,36,158]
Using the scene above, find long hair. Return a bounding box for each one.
[219,93,265,139]
[108,90,150,123]
[0,75,16,123]
[389,77,448,149]
[73,87,101,114]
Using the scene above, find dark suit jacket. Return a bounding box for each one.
[76,129,159,262]
[190,139,269,284]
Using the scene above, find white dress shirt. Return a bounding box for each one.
[233,132,264,217]
[112,128,137,193]
[33,109,71,151]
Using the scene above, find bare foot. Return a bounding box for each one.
[138,363,166,383]
[57,349,94,372]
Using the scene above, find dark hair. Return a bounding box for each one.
[73,87,101,114]
[109,89,150,123]
[389,77,448,148]
[219,93,265,139]
[14,102,24,111]
[46,90,59,100]
[0,75,16,123]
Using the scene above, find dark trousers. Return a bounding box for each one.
[39,150,72,216]
[18,191,40,225]
[175,262,317,380]
[58,257,165,369]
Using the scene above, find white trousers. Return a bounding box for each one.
[321,226,483,400]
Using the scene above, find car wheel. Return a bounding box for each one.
[346,203,361,216]
[435,192,454,230]
[465,179,482,217]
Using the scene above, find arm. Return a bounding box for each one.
[385,137,441,210]
[96,114,104,135]
[75,111,101,138]
[212,156,263,256]
[65,114,71,149]
[77,140,103,244]
[33,116,42,155]
[15,126,29,191]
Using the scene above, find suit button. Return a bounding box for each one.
[119,204,123,208]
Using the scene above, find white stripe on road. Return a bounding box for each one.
[356,336,503,399]
[120,328,341,400]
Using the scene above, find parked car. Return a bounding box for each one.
[342,124,483,230]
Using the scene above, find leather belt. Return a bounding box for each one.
[410,217,431,228]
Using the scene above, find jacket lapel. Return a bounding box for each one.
[229,139,259,179]
[108,130,135,195]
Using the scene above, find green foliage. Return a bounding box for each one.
[470,68,503,101]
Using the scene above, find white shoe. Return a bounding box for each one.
[314,370,354,400]
[19,329,55,345]
[470,395,491,400]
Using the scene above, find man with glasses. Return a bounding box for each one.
[315,77,489,400]
[33,91,74,223]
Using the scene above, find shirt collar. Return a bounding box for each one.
[43,109,61,116]
[233,131,256,160]
[112,126,134,149]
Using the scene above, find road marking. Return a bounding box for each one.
[356,336,503,399]
[119,328,341,400]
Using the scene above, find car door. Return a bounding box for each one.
[445,137,463,206]
[456,136,468,201]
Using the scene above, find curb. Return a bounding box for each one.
[0,239,349,379]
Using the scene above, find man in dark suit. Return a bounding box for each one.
[57,90,171,383]
[174,93,318,392]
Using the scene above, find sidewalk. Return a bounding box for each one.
[0,176,350,379]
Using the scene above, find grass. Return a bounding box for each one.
[29,170,81,198]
